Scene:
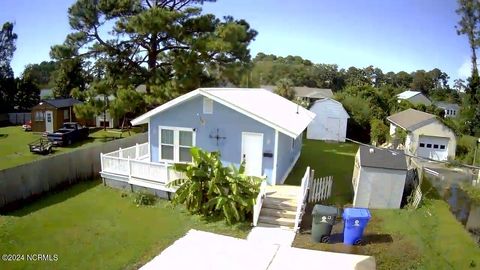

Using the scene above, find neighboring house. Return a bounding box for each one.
[306,98,349,142]
[31,98,82,132]
[434,101,460,118]
[40,89,54,99]
[352,145,407,209]
[387,108,456,161]
[261,85,334,103]
[121,88,315,186]
[93,95,119,128]
[396,90,432,106]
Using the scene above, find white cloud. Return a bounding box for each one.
[458,58,472,79]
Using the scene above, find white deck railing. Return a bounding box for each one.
[101,143,183,186]
[252,179,267,226]
[294,166,313,232]
[104,142,149,160]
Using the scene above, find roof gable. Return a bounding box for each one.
[397,90,423,100]
[131,88,316,138]
[387,109,437,131]
[310,98,350,118]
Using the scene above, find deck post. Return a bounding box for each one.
[100,153,104,172]
[128,157,131,180]
[119,147,123,158]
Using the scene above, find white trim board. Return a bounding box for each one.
[272,130,279,186]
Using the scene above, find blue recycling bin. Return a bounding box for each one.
[342,208,371,245]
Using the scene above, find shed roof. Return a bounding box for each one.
[387,109,437,131]
[261,85,334,99]
[310,98,350,119]
[434,101,460,110]
[359,145,407,171]
[131,88,316,138]
[41,98,82,108]
[397,90,422,100]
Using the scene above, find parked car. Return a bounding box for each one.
[47,122,89,146]
[22,120,32,131]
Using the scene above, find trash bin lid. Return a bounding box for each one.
[342,208,371,220]
[312,204,338,216]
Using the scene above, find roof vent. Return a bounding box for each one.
[369,148,375,154]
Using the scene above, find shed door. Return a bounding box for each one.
[45,111,54,132]
[241,132,263,177]
[417,136,449,161]
[325,117,341,141]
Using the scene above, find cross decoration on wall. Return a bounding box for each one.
[209,128,227,146]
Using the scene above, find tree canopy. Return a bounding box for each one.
[0,22,18,112]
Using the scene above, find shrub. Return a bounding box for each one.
[133,192,157,206]
[168,147,262,224]
[456,135,480,165]
[370,118,390,145]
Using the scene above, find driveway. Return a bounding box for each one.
[140,230,375,270]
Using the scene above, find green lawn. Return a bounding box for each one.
[284,139,359,206]
[0,181,250,270]
[289,139,480,269]
[0,126,141,170]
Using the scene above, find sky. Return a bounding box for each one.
[0,0,473,82]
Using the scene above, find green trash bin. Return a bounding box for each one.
[312,204,338,243]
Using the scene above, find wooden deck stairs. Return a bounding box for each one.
[257,185,300,230]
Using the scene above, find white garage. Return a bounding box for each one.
[307,98,349,142]
[387,109,456,161]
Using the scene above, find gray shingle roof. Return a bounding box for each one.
[387,109,436,131]
[43,98,82,108]
[359,145,407,171]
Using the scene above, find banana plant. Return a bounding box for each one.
[168,147,262,224]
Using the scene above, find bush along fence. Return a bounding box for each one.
[0,133,147,211]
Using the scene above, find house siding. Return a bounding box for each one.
[276,131,302,184]
[405,120,456,160]
[353,166,406,209]
[149,96,276,181]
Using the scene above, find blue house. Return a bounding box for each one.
[100,88,315,192]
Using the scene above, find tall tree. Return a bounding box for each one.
[15,77,40,111]
[456,0,480,77]
[51,0,257,101]
[0,22,18,112]
[274,78,295,100]
[22,61,57,89]
[52,58,88,98]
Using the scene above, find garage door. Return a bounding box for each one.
[417,136,449,161]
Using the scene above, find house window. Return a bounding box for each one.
[34,111,44,121]
[64,110,69,120]
[419,143,425,148]
[426,144,432,148]
[159,127,195,162]
[203,97,213,114]
[440,145,446,150]
[433,144,439,149]
[160,129,174,160]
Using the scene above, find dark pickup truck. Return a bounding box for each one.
[47,122,89,146]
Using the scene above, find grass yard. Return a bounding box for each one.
[284,139,359,206]
[0,126,141,170]
[0,181,250,270]
[289,139,480,269]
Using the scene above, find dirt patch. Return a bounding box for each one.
[294,207,421,270]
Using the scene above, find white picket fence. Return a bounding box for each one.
[308,176,333,203]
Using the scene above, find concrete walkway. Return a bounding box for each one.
[247,226,296,246]
[140,230,375,270]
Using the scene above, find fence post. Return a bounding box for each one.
[135,143,139,159]
[119,147,123,158]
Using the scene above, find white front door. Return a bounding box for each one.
[241,132,263,177]
[45,111,54,132]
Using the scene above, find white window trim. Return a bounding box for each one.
[159,126,196,163]
[203,97,213,114]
